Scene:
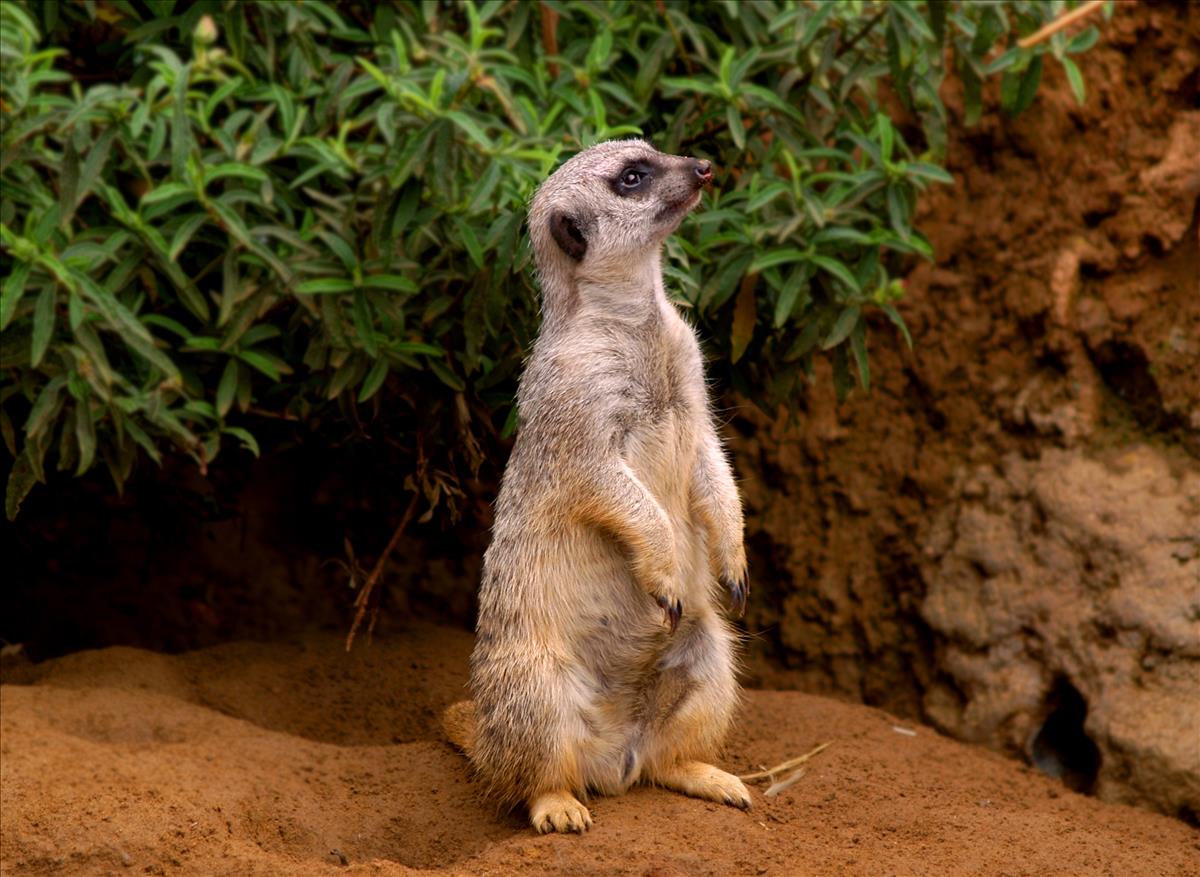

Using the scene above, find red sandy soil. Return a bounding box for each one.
[2,625,1197,877]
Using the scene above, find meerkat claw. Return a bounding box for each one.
[724,572,749,617]
[656,595,682,633]
[724,792,752,810]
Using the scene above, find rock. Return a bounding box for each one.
[920,444,1200,820]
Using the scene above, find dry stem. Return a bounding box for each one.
[344,491,420,652]
[764,767,807,798]
[739,741,832,781]
[1018,0,1106,49]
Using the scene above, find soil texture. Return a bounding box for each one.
[3,625,1198,877]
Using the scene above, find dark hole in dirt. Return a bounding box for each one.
[1088,340,1169,430]
[1029,678,1101,795]
[1139,234,1165,259]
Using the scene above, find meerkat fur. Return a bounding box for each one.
[443,139,750,834]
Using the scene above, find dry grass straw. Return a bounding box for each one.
[738,741,832,783]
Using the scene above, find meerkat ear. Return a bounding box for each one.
[549,211,587,261]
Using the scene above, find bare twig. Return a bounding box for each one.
[1018,0,1106,49]
[539,2,560,77]
[764,767,807,798]
[344,491,421,652]
[738,741,832,781]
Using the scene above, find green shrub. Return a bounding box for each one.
[0,0,1107,521]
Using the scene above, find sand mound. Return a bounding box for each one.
[2,625,1196,877]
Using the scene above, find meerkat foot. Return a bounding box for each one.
[653,761,752,810]
[529,791,593,834]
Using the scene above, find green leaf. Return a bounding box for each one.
[773,269,810,329]
[750,248,808,273]
[1,263,31,331]
[906,162,954,185]
[659,77,721,96]
[455,218,484,270]
[822,306,860,350]
[203,163,269,186]
[850,319,870,390]
[297,277,356,294]
[171,62,193,178]
[961,64,983,126]
[1067,28,1099,55]
[168,213,208,261]
[429,360,465,392]
[352,289,378,357]
[74,401,96,475]
[141,182,194,206]
[391,341,444,356]
[358,358,388,402]
[6,448,40,521]
[364,274,418,294]
[30,284,56,367]
[216,358,238,417]
[881,302,913,349]
[238,349,286,381]
[24,376,67,439]
[887,186,910,240]
[877,113,895,163]
[444,111,492,150]
[1062,56,1085,104]
[222,426,260,457]
[746,183,790,212]
[1011,54,1044,115]
[727,104,745,151]
[810,256,861,292]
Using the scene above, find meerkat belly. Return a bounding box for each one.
[624,407,708,584]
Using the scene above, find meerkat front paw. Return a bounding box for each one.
[636,556,684,633]
[719,545,749,617]
[655,593,683,633]
[652,761,752,810]
[529,791,593,834]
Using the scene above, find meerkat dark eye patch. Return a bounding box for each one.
[609,161,655,196]
[549,211,587,261]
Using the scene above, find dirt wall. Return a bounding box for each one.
[733,0,1199,821]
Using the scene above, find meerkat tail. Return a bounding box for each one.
[442,699,477,753]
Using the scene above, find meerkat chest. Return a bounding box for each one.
[620,324,706,496]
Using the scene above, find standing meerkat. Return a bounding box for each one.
[443,139,750,834]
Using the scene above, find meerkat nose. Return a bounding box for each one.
[692,158,713,186]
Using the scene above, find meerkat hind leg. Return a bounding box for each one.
[529,790,593,834]
[652,761,751,809]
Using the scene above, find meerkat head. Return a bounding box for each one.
[528,139,713,287]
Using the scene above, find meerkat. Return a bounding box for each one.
[442,139,750,834]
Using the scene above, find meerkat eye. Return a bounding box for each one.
[608,162,653,196]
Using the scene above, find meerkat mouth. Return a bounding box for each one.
[655,189,704,221]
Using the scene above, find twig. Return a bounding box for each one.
[539,2,560,77]
[344,491,420,652]
[738,741,831,781]
[764,767,807,798]
[1018,0,1106,49]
